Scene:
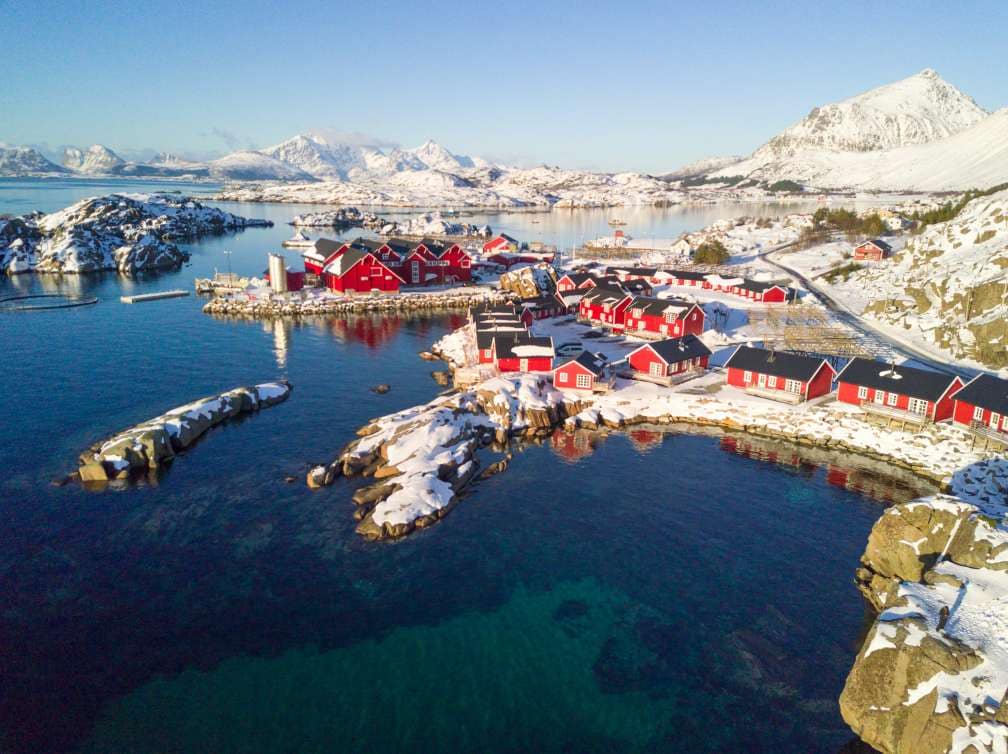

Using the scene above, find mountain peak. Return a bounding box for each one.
[917,67,939,79]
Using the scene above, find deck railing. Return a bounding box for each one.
[969,420,1008,445]
[859,400,930,424]
[745,385,804,404]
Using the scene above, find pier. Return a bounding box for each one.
[120,290,190,304]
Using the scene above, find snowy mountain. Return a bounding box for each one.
[662,155,744,180]
[62,144,126,174]
[406,139,475,171]
[261,134,369,180]
[207,151,315,181]
[0,146,69,176]
[711,69,999,189]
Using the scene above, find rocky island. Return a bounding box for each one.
[0,193,273,275]
[78,381,291,483]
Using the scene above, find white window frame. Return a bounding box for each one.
[992,412,1002,430]
[908,398,928,415]
[857,386,868,400]
[767,376,777,388]
[649,361,664,377]
[757,374,767,388]
[887,392,899,407]
[785,379,802,394]
[743,370,752,383]
[974,405,985,421]
[575,373,592,389]
[874,390,885,404]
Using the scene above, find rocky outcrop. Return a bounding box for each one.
[78,382,291,485]
[0,194,273,275]
[289,207,386,228]
[203,289,513,319]
[498,263,557,298]
[841,497,1008,754]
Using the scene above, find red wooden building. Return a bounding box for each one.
[853,239,893,262]
[666,270,712,289]
[552,351,612,393]
[302,238,350,276]
[835,358,964,422]
[725,346,836,402]
[320,241,405,293]
[738,281,796,303]
[492,332,554,372]
[951,373,1008,443]
[626,335,711,381]
[622,296,705,338]
[578,285,634,330]
[519,295,564,321]
[483,233,520,254]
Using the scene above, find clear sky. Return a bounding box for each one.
[2,0,1006,172]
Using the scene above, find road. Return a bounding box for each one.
[758,241,979,378]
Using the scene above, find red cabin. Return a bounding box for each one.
[483,233,520,254]
[725,346,836,402]
[951,373,1008,443]
[578,285,634,330]
[622,296,705,338]
[437,243,473,283]
[301,238,349,276]
[553,351,611,393]
[321,242,404,293]
[738,281,796,303]
[626,336,711,381]
[556,272,594,292]
[836,358,964,422]
[853,239,893,262]
[492,332,554,372]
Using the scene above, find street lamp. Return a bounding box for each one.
[223,250,233,285]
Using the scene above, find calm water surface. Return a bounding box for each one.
[0,180,916,752]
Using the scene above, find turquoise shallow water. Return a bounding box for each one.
[0,180,915,753]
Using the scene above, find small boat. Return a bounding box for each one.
[608,218,627,227]
[281,231,314,248]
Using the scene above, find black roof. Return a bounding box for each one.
[836,358,961,401]
[642,335,712,364]
[861,238,892,252]
[607,265,658,277]
[492,332,554,359]
[559,350,609,377]
[627,296,693,317]
[472,302,516,316]
[475,326,525,349]
[559,272,594,286]
[725,346,830,382]
[666,269,708,281]
[622,279,653,294]
[952,374,1008,415]
[520,295,561,308]
[309,238,345,259]
[581,285,631,304]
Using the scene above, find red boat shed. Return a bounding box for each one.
[622,296,705,338]
[626,335,711,380]
[301,238,349,276]
[836,357,964,422]
[553,351,611,393]
[725,346,836,402]
[482,234,520,254]
[578,285,634,329]
[951,373,1008,441]
[321,242,404,293]
[853,239,893,262]
[492,332,554,372]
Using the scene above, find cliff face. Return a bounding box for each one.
[841,497,1008,754]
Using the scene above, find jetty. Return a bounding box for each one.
[120,290,190,304]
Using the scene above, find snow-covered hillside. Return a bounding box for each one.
[818,188,1008,367]
[662,155,744,180]
[710,69,1004,191]
[0,146,68,176]
[62,144,125,174]
[207,151,315,181]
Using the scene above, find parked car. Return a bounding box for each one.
[555,342,584,357]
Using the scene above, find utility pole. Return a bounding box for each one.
[223,250,233,285]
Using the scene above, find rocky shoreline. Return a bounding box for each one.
[202,288,513,319]
[77,381,291,485]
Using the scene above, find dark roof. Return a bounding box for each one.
[952,374,1008,416]
[308,238,345,259]
[835,358,961,401]
[475,326,525,349]
[666,269,708,282]
[472,302,516,316]
[861,238,892,252]
[580,285,631,304]
[644,335,712,364]
[492,332,554,359]
[622,279,653,294]
[627,296,692,317]
[607,265,658,277]
[559,350,609,377]
[725,346,831,382]
[520,295,561,309]
[738,280,795,298]
[558,272,593,286]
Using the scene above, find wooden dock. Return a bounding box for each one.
[120,290,190,304]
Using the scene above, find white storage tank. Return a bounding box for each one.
[268,253,288,294]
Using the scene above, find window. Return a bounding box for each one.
[691,312,697,320]
[743,370,752,383]
[664,311,674,322]
[575,373,592,389]
[857,386,868,400]
[649,361,664,377]
[556,372,567,384]
[785,379,802,394]
[909,398,928,415]
[974,406,985,421]
[874,390,885,404]
[767,376,777,388]
[634,308,643,318]
[887,392,898,407]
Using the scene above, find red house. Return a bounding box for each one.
[725,346,836,403]
[556,272,595,292]
[853,239,893,262]
[622,296,705,339]
[436,242,473,283]
[476,324,524,364]
[552,351,612,393]
[483,234,520,254]
[626,335,711,382]
[321,241,404,293]
[951,373,1008,446]
[519,295,564,321]
[301,238,349,276]
[492,332,554,372]
[666,270,712,289]
[578,285,634,330]
[836,358,964,423]
[738,281,796,303]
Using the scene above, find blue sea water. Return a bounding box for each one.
[0,180,918,752]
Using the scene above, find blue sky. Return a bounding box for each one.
[2,0,1006,172]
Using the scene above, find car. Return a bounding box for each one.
[555,342,584,357]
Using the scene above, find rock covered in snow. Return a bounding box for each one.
[78,381,292,483]
[0,193,273,275]
[289,206,385,228]
[378,211,491,239]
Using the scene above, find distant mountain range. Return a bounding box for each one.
[2,69,1005,196]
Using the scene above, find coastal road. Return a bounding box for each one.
[758,241,980,379]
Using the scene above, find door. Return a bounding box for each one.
[519,358,529,372]
[411,261,420,283]
[874,390,885,404]
[757,374,767,388]
[992,412,1002,430]
[909,398,928,416]
[649,362,663,377]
